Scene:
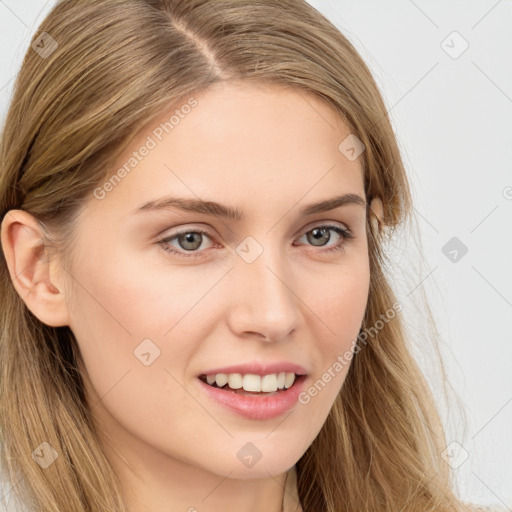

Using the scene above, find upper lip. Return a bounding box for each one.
[199,361,308,377]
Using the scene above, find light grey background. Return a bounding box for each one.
[1,0,511,508]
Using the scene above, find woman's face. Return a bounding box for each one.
[62,81,371,480]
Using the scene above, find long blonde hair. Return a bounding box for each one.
[0,1,475,510]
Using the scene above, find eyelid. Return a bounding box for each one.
[157,224,217,245]
[298,219,350,236]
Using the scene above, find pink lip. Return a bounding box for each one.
[197,374,307,420]
[199,361,308,377]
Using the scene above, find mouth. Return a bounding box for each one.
[196,371,309,420]
[198,372,307,396]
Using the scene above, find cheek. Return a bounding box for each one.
[63,250,166,391]
[65,246,226,399]
[66,253,207,453]
[300,261,370,403]
[309,261,370,341]
[68,241,216,340]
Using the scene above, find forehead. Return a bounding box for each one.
[87,81,365,220]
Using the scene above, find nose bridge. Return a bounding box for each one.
[228,238,300,341]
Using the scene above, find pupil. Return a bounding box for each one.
[309,228,330,246]
[179,232,202,251]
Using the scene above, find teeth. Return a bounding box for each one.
[228,373,243,389]
[243,374,261,392]
[215,373,228,387]
[261,374,277,392]
[204,372,297,392]
[284,372,295,389]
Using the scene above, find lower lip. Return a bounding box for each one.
[197,375,307,420]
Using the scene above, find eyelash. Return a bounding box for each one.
[158,224,354,259]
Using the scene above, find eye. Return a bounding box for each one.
[295,224,354,254]
[158,228,216,259]
[158,223,354,259]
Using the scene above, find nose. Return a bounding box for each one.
[225,244,301,343]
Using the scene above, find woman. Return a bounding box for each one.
[0,1,497,511]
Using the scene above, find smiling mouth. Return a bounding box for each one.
[198,373,307,395]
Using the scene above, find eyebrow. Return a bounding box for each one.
[132,193,367,220]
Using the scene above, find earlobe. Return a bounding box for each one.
[0,209,70,327]
[369,197,384,232]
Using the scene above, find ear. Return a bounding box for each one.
[1,209,70,327]
[368,197,384,232]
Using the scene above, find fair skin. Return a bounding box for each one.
[2,81,382,512]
